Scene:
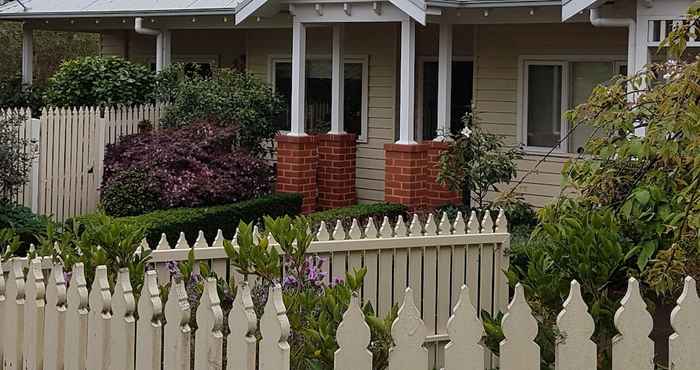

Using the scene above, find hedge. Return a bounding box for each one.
[308,203,409,232]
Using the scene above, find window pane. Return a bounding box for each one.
[421,61,473,140]
[526,64,562,148]
[273,62,292,131]
[569,62,614,153]
[344,63,363,136]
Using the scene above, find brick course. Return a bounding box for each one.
[317,133,357,210]
[423,141,461,208]
[275,134,318,213]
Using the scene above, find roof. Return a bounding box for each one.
[0,0,239,18]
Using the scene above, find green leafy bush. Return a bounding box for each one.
[100,168,162,217]
[157,67,284,155]
[0,113,31,200]
[307,203,409,230]
[0,77,44,113]
[44,56,156,107]
[0,200,48,247]
[80,193,303,247]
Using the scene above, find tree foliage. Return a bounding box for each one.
[0,113,31,200]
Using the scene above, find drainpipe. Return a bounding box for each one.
[135,17,164,71]
[590,7,636,78]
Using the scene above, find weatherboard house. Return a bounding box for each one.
[1,0,696,212]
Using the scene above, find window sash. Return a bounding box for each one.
[522,60,569,152]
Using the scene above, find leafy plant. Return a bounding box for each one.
[0,199,49,246]
[437,117,523,208]
[0,112,31,201]
[0,77,44,113]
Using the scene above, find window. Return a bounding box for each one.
[272,57,368,142]
[522,59,624,153]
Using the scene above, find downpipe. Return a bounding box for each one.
[134,17,164,71]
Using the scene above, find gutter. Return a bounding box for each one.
[589,7,635,77]
[135,17,166,71]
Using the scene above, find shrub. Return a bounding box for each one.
[0,199,48,246]
[0,113,31,200]
[84,193,303,247]
[0,77,44,113]
[308,203,409,231]
[158,67,284,155]
[44,56,156,107]
[102,122,274,216]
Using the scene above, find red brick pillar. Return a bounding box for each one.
[317,133,357,210]
[276,134,318,213]
[384,143,427,210]
[423,141,461,208]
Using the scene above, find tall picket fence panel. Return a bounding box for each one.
[2,229,700,370]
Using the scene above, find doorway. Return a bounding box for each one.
[419,59,473,140]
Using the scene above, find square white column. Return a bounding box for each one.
[397,18,417,144]
[330,24,345,134]
[22,24,33,86]
[436,22,453,141]
[290,20,307,136]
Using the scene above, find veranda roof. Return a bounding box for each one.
[0,0,239,18]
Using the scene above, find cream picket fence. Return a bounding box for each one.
[3,245,700,370]
[9,104,166,221]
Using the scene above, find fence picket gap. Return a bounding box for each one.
[194,278,224,370]
[334,293,372,370]
[43,263,66,370]
[444,285,484,370]
[109,268,136,370]
[4,258,25,370]
[23,258,45,370]
[555,280,595,370]
[227,281,257,370]
[499,283,539,370]
[669,277,700,370]
[388,288,428,370]
[612,277,654,370]
[163,277,191,370]
[259,284,290,370]
[64,263,89,370]
[87,265,112,370]
[136,270,162,370]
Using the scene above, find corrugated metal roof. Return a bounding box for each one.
[0,0,239,17]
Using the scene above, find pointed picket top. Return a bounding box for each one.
[259,284,291,370]
[451,211,466,235]
[349,219,362,240]
[424,213,437,236]
[227,281,257,370]
[213,229,225,248]
[438,212,452,235]
[388,288,428,370]
[194,278,224,370]
[156,234,170,250]
[316,221,330,241]
[194,231,208,249]
[333,220,347,240]
[364,218,378,239]
[612,277,654,370]
[379,216,393,238]
[163,277,191,370]
[175,232,189,249]
[335,294,372,370]
[29,243,36,254]
[53,241,61,255]
[669,277,700,370]
[467,211,479,234]
[232,228,240,246]
[500,284,539,370]
[140,238,151,252]
[480,210,494,234]
[394,215,408,237]
[495,209,509,233]
[252,225,261,244]
[409,214,422,237]
[555,280,596,370]
[445,285,484,370]
[89,265,111,316]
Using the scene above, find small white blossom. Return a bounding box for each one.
[461,125,472,138]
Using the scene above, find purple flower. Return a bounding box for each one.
[282,275,298,288]
[331,276,344,287]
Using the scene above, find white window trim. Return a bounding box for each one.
[416,55,474,141]
[268,54,370,143]
[517,55,626,155]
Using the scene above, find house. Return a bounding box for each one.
[1,0,695,213]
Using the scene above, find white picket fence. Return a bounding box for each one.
[2,105,165,220]
[3,250,700,370]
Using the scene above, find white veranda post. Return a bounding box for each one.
[330,24,346,134]
[290,20,307,136]
[22,23,33,86]
[398,18,417,144]
[436,22,453,141]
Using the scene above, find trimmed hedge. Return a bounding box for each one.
[308,203,409,231]
[78,193,303,247]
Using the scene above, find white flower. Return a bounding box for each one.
[461,125,472,138]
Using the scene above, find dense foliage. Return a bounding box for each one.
[157,67,284,155]
[101,122,274,216]
[0,113,31,200]
[437,118,522,208]
[44,56,156,107]
[0,77,44,113]
[307,203,409,231]
[225,216,397,370]
[0,200,48,246]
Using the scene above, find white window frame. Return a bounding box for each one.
[517,55,626,155]
[268,54,370,143]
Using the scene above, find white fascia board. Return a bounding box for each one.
[235,0,269,24]
[562,0,596,21]
[389,0,426,25]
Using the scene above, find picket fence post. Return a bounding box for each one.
[334,293,372,370]
[136,270,162,370]
[555,280,595,370]
[669,277,700,370]
[444,285,484,370]
[23,258,45,370]
[387,288,427,370]
[87,265,111,370]
[109,268,136,370]
[194,278,224,370]
[612,277,654,370]
[64,263,89,370]
[227,281,257,370]
[163,277,191,370]
[499,284,539,370]
[259,284,290,370]
[4,258,25,370]
[43,263,66,370]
